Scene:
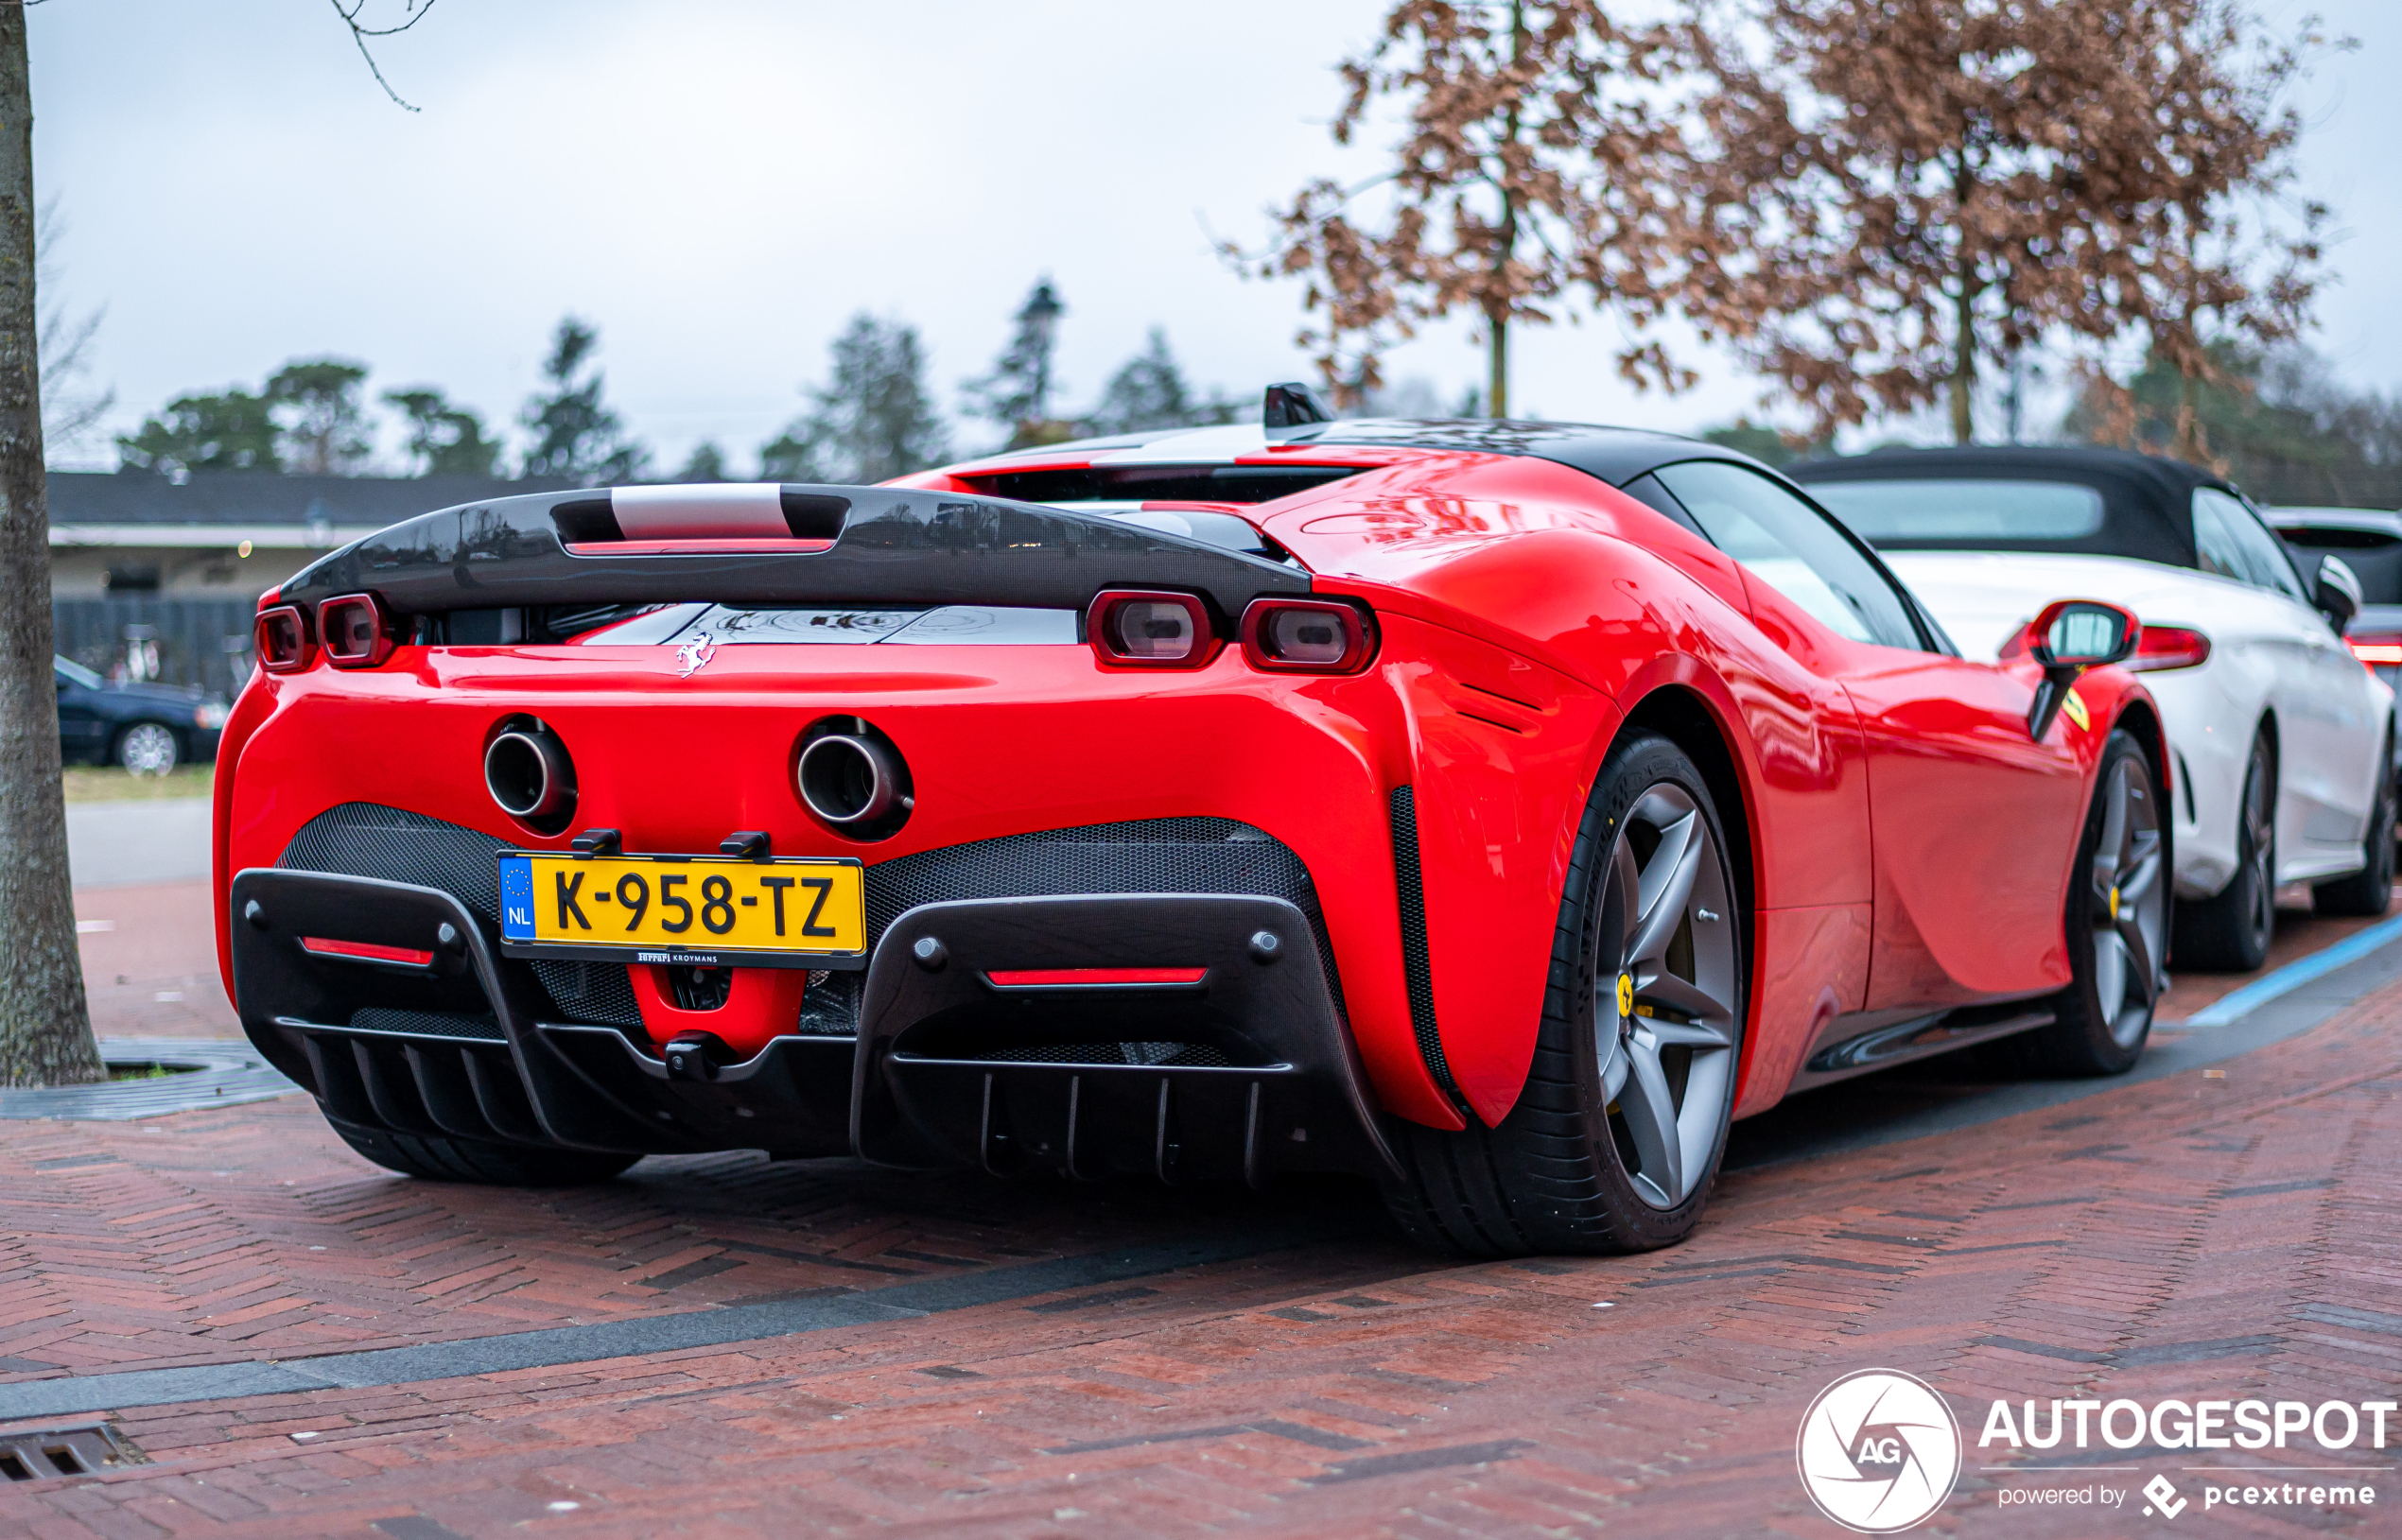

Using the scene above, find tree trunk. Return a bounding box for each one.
[0,11,100,1088]
[1486,0,1526,421]
[1948,277,1976,445]
[1488,310,1510,419]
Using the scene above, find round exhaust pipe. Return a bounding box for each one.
[485,727,577,826]
[796,733,904,827]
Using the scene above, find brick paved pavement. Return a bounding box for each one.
[5,879,2396,1534]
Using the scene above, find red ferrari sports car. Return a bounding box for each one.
[216,387,2168,1255]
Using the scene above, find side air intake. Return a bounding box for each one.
[1387,786,1458,1100]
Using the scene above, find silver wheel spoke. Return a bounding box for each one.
[1634,971,1734,1036]
[1610,838,1644,955]
[1636,1013,1733,1049]
[2115,910,2157,1006]
[2093,929,2128,1024]
[2092,760,2130,906]
[2116,832,2163,907]
[1620,1030,1684,1206]
[1626,812,1701,968]
[1597,1030,1629,1102]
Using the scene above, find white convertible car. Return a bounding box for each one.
[1793,446,2394,972]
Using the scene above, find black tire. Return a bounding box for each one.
[329,1116,639,1186]
[1381,730,1746,1256]
[2009,729,2169,1076]
[2171,730,2275,972]
[2312,735,2395,918]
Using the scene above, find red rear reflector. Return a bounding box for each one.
[302,937,434,966]
[2349,636,2402,666]
[319,593,394,668]
[1240,598,1379,674]
[255,604,313,673]
[1088,590,1218,668]
[984,967,1208,988]
[2123,625,2211,672]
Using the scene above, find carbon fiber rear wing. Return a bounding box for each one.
[271,484,1313,632]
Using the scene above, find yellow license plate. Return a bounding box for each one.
[498,852,865,967]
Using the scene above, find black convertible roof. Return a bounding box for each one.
[1296,418,1771,489]
[1786,445,2226,567]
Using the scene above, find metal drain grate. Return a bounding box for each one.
[0,1422,143,1480]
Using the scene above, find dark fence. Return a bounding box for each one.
[54,598,256,701]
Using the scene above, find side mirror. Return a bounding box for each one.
[2025,598,2140,741]
[2315,554,2362,630]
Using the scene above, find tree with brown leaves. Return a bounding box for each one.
[1250,1,1699,417]
[1680,0,2333,448]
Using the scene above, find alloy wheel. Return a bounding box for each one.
[1592,785,1740,1210]
[2090,752,2168,1047]
[117,723,179,776]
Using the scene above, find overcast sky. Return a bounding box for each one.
[30,0,2400,473]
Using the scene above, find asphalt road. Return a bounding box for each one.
[65,795,210,889]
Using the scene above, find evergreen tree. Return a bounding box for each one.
[963,279,1067,447]
[267,357,373,474]
[672,441,732,482]
[385,387,501,476]
[760,314,948,484]
[2067,344,2402,506]
[518,316,649,483]
[1087,328,1245,436]
[116,389,283,476]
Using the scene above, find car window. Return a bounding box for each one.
[1808,478,2106,544]
[2279,525,2402,605]
[2195,488,2308,601]
[1651,460,1924,649]
[53,656,102,690]
[1618,472,1708,539]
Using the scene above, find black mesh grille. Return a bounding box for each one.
[280,803,507,924]
[1388,787,1455,1094]
[529,959,643,1029]
[347,1007,505,1041]
[799,970,862,1036]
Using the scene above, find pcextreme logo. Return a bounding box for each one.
[1796,1369,1963,1533]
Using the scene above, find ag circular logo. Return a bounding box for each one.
[1795,1368,1961,1532]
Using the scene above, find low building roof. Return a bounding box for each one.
[46,471,573,547]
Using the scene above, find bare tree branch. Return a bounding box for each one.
[328,0,438,112]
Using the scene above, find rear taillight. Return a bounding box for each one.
[1240,598,1378,674]
[2123,625,2211,672]
[2349,633,2402,667]
[319,593,395,668]
[1088,590,1219,668]
[255,605,313,673]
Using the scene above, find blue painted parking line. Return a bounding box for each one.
[2180,912,2402,1029]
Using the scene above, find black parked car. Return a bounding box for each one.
[55,656,227,773]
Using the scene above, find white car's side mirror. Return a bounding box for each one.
[2316,554,2363,630]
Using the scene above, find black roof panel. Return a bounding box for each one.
[1297,418,1771,488]
[1785,445,2220,567]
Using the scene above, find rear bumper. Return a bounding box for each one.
[230,869,1400,1186]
